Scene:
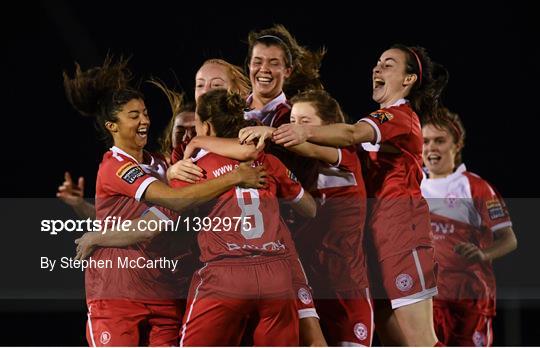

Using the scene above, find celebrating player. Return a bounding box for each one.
[421,107,517,346]
[272,44,449,346]
[172,89,316,346]
[63,56,265,346]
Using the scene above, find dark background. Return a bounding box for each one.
[2,0,539,346]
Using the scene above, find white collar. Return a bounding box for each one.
[425,163,467,181]
[246,92,287,114]
[110,146,153,165]
[386,98,408,108]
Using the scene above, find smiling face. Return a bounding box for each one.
[249,43,292,103]
[290,102,323,126]
[195,62,231,102]
[107,98,150,157]
[422,124,461,178]
[372,48,417,108]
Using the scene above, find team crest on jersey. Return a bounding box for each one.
[116,163,144,184]
[395,273,414,292]
[100,331,111,345]
[486,199,505,220]
[354,322,368,341]
[472,330,486,346]
[370,109,394,124]
[444,193,459,208]
[297,287,313,305]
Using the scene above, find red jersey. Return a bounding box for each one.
[359,99,424,199]
[245,92,319,191]
[170,150,304,263]
[421,164,512,315]
[88,146,182,301]
[296,147,368,290]
[358,99,432,260]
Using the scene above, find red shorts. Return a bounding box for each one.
[434,301,493,346]
[370,247,438,308]
[316,288,374,346]
[180,258,298,346]
[86,299,183,346]
[291,257,318,319]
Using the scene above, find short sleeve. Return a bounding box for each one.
[267,155,304,203]
[471,177,512,232]
[358,108,411,144]
[100,157,158,201]
[333,146,357,171]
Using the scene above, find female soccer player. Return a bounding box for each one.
[421,108,517,346]
[271,44,449,346]
[238,89,373,346]
[172,89,316,346]
[63,56,265,346]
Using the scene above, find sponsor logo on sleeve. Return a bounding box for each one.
[486,199,505,220]
[370,110,394,124]
[116,163,145,184]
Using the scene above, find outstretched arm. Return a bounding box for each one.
[273,122,375,148]
[145,162,267,213]
[185,136,260,161]
[287,142,339,165]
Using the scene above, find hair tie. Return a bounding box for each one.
[408,48,423,85]
[257,35,293,66]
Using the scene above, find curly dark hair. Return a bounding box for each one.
[63,56,143,147]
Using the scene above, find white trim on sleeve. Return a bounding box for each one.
[491,221,513,233]
[291,187,305,204]
[135,177,158,202]
[358,118,381,144]
[331,148,343,168]
[146,206,172,221]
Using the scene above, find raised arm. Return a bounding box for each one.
[185,136,260,161]
[57,172,96,220]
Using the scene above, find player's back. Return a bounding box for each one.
[172,150,305,263]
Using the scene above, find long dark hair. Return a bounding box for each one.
[63,56,143,147]
[391,44,449,121]
[196,89,251,138]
